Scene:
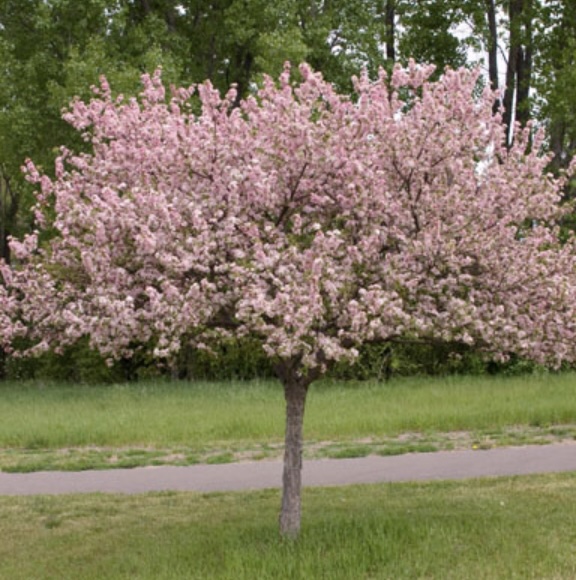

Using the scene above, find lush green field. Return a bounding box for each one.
[1,373,576,471]
[1,473,576,579]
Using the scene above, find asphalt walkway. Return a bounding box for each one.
[1,442,576,496]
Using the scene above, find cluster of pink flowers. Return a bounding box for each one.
[2,61,576,370]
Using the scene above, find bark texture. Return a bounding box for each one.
[276,360,315,538]
[485,0,500,114]
[0,171,18,266]
[502,0,533,145]
[385,0,396,62]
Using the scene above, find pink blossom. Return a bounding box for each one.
[1,64,576,371]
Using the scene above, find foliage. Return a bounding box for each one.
[2,62,576,535]
[397,0,470,73]
[533,0,576,174]
[2,0,576,269]
[2,64,575,368]
[0,337,548,383]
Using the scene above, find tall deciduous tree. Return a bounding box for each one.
[2,64,576,536]
[397,0,469,73]
[393,0,535,144]
[534,0,576,175]
[502,0,534,143]
[0,0,187,255]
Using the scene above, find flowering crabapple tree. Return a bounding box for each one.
[2,61,576,537]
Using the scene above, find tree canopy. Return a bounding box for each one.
[2,0,576,273]
[2,63,576,534]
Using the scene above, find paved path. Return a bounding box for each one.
[1,442,576,496]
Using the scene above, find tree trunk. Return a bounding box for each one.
[0,170,16,381]
[515,11,533,128]
[485,0,498,92]
[0,348,6,381]
[385,0,396,62]
[502,0,533,147]
[231,51,254,109]
[139,0,151,15]
[502,1,520,145]
[0,170,19,266]
[275,359,318,538]
[485,0,500,113]
[279,377,309,537]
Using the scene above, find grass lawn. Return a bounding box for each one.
[1,473,576,579]
[1,373,576,471]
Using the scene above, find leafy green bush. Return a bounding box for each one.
[3,336,561,384]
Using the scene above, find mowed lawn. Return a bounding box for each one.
[1,474,576,579]
[2,374,576,578]
[1,373,576,471]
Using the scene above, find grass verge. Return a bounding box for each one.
[1,473,576,579]
[1,373,576,472]
[2,423,576,473]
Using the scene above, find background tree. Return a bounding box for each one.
[2,0,576,384]
[0,0,393,252]
[0,0,186,257]
[501,0,535,142]
[533,0,576,175]
[2,64,576,536]
[397,0,469,73]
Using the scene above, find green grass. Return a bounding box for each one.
[1,373,576,471]
[1,473,576,579]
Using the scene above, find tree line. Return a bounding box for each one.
[1,0,575,382]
